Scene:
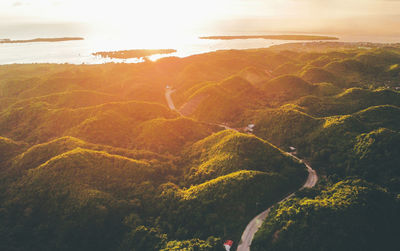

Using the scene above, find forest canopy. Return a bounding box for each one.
[0,42,399,250]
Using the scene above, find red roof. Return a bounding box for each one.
[224,240,233,246]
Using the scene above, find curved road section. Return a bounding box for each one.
[165,88,234,130]
[165,88,178,112]
[164,88,318,251]
[237,154,318,251]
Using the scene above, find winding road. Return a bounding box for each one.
[237,155,317,251]
[165,87,235,131]
[165,88,178,112]
[164,88,318,251]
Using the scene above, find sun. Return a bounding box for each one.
[102,0,229,33]
[76,0,232,49]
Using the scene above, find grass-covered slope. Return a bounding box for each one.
[272,62,304,76]
[183,130,306,185]
[252,179,400,251]
[155,130,308,246]
[6,90,121,109]
[296,88,400,117]
[0,44,399,251]
[1,148,157,251]
[245,100,399,190]
[300,67,342,85]
[179,76,267,123]
[237,67,271,86]
[134,117,218,154]
[22,148,152,197]
[350,128,400,191]
[0,136,27,167]
[11,136,169,173]
[248,106,322,149]
[161,170,303,243]
[307,105,399,163]
[353,105,400,131]
[261,75,315,103]
[0,100,177,148]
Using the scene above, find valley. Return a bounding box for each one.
[0,42,399,250]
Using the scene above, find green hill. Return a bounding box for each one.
[167,170,303,242]
[321,49,400,87]
[272,62,304,76]
[183,130,306,185]
[297,52,324,62]
[324,59,368,85]
[307,105,400,175]
[247,102,399,182]
[261,75,315,103]
[7,90,121,109]
[180,76,267,123]
[313,82,342,96]
[354,105,400,131]
[11,136,169,173]
[0,97,18,111]
[307,55,335,67]
[0,44,399,251]
[237,67,271,86]
[27,148,152,196]
[295,88,400,117]
[248,106,322,149]
[300,67,341,85]
[0,101,177,148]
[134,117,218,154]
[252,179,400,251]
[0,136,26,167]
[355,50,400,68]
[1,148,156,251]
[351,128,400,191]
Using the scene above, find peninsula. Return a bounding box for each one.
[93,49,177,59]
[199,35,339,40]
[0,37,84,44]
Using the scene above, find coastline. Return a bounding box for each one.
[199,35,339,40]
[0,37,84,44]
[92,49,177,59]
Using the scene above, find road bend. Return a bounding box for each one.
[164,88,318,251]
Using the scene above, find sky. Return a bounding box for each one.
[1,0,400,36]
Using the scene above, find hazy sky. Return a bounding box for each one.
[1,0,400,36]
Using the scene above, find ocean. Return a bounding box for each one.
[1,24,399,65]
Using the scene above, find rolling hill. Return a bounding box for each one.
[0,43,399,251]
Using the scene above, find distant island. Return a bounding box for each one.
[0,37,84,44]
[93,49,177,59]
[199,35,339,41]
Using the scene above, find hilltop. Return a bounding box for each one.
[0,43,399,250]
[252,179,400,251]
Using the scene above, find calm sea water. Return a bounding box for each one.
[0,36,294,64]
[1,26,399,65]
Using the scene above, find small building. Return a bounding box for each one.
[166,85,170,89]
[289,146,296,152]
[244,124,255,133]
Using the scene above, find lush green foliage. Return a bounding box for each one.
[350,128,400,191]
[0,136,26,168]
[182,130,306,184]
[0,44,399,250]
[252,179,400,251]
[178,76,268,123]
